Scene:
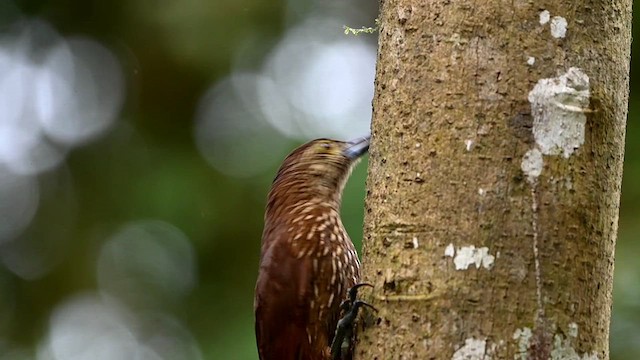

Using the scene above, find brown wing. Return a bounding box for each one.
[255,235,317,360]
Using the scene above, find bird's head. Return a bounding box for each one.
[267,135,370,211]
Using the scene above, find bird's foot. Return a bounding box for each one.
[330,283,377,360]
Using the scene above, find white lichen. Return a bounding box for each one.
[452,245,495,270]
[465,139,474,151]
[539,10,551,25]
[551,334,599,360]
[565,177,574,190]
[568,322,579,338]
[528,67,590,158]
[478,188,486,196]
[452,338,490,360]
[444,243,455,257]
[550,16,568,38]
[527,57,536,66]
[513,327,533,360]
[512,325,597,360]
[521,148,544,183]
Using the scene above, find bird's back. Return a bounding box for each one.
[254,205,359,360]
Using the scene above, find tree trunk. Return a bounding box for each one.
[356,0,631,359]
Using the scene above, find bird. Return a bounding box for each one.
[254,135,371,360]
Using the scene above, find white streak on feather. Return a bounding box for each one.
[331,260,337,284]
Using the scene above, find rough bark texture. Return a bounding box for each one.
[356,1,631,359]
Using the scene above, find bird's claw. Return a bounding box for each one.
[330,283,376,360]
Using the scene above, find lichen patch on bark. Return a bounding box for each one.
[528,67,590,159]
[452,338,490,360]
[445,245,495,270]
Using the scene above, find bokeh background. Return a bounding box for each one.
[0,1,636,359]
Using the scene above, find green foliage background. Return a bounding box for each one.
[0,1,638,359]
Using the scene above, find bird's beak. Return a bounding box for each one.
[342,135,370,160]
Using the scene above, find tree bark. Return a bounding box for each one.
[356,0,631,359]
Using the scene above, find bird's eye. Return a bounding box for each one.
[321,143,331,150]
